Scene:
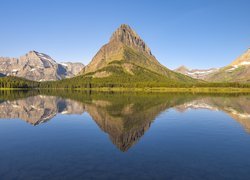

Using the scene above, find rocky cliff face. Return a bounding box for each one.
[59,62,85,77]
[110,24,153,56]
[0,51,84,81]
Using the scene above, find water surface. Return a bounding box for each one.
[0,91,250,179]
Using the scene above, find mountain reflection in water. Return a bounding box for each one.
[0,91,250,152]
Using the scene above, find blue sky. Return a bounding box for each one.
[0,0,250,69]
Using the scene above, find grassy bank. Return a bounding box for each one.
[30,87,250,93]
[57,87,250,93]
[1,87,250,93]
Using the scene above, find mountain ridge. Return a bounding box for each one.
[174,66,219,80]
[0,51,84,81]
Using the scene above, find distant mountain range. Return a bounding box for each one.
[174,66,219,80]
[175,48,250,82]
[0,24,249,83]
[0,51,84,81]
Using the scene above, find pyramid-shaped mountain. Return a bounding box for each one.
[80,24,196,83]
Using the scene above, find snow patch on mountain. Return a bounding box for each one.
[174,66,218,80]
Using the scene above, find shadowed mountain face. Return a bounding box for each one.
[1,92,250,151]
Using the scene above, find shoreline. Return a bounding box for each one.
[1,87,250,93]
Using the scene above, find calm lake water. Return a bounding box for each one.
[0,91,250,179]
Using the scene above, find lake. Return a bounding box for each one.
[0,90,250,179]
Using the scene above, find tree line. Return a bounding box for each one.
[1,75,250,89]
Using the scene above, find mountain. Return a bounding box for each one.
[205,48,250,82]
[59,62,85,78]
[79,24,196,84]
[175,48,250,82]
[174,66,218,80]
[0,51,84,81]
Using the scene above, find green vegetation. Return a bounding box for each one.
[122,46,196,82]
[39,63,196,89]
[0,76,39,89]
[1,69,250,93]
[206,65,250,82]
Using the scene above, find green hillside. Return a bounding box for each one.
[206,65,250,82]
[39,60,198,89]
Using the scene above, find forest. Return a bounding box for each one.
[1,75,250,90]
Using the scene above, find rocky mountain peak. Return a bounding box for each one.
[25,50,57,64]
[28,50,37,55]
[110,24,152,56]
[24,50,40,59]
[110,24,138,41]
